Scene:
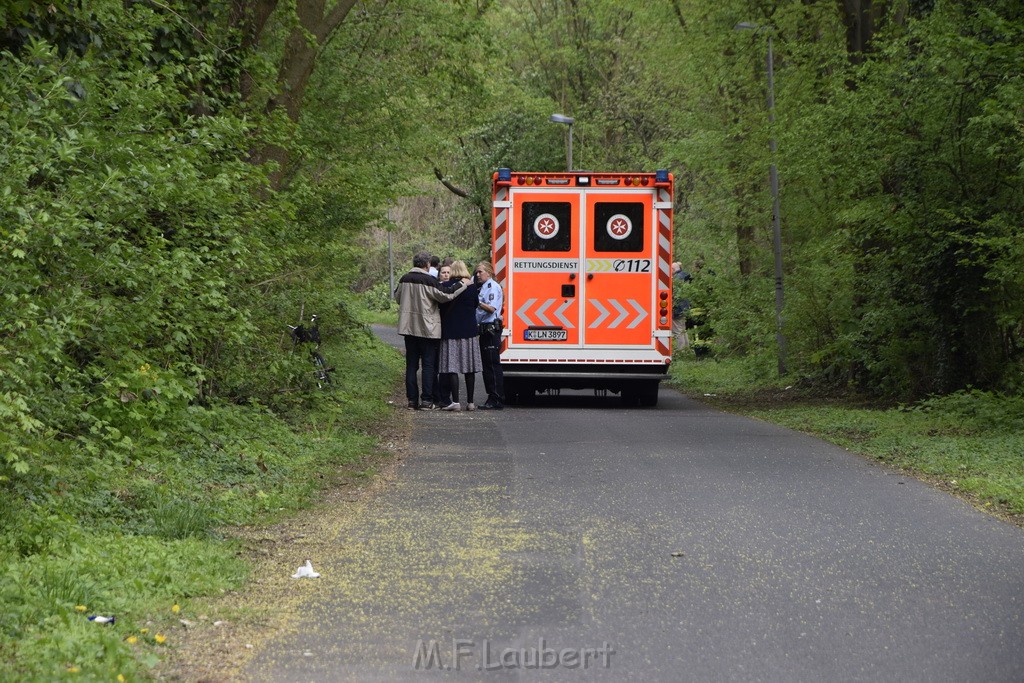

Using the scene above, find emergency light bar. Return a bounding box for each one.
[495,170,669,188]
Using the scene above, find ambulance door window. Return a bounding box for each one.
[593,202,645,252]
[521,202,571,252]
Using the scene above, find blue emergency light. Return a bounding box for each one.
[497,168,512,182]
[656,169,669,183]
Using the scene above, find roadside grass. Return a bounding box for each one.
[351,285,398,326]
[671,348,788,395]
[669,354,1024,520]
[357,307,398,326]
[0,332,402,680]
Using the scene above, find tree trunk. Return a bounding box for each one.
[840,0,870,62]
[244,0,359,187]
[231,0,279,102]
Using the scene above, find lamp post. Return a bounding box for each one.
[386,207,395,296]
[736,22,787,376]
[549,114,574,171]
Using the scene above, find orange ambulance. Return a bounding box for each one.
[491,168,674,406]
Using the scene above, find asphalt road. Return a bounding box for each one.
[247,326,1024,682]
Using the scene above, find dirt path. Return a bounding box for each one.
[155,398,413,682]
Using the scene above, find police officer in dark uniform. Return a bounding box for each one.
[474,261,504,410]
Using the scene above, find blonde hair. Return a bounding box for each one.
[476,261,494,278]
[450,260,470,278]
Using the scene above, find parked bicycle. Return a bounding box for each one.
[287,313,333,388]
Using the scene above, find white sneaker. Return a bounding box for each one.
[465,403,476,411]
[441,402,462,411]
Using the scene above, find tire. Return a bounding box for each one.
[638,380,659,407]
[311,351,331,387]
[504,378,522,406]
[619,387,640,407]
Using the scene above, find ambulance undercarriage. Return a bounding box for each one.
[502,362,666,406]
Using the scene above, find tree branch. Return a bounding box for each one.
[320,0,360,40]
[430,162,470,198]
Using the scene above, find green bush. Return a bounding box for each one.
[909,390,1024,433]
[363,280,396,312]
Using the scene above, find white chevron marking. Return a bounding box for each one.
[627,299,648,329]
[516,298,537,327]
[609,299,630,329]
[534,299,554,326]
[554,299,575,328]
[590,299,610,328]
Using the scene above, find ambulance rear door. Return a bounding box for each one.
[506,188,583,350]
[581,188,657,349]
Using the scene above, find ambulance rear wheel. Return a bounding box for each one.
[638,381,660,407]
[619,387,640,407]
[503,379,524,406]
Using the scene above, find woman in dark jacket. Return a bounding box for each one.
[438,260,482,411]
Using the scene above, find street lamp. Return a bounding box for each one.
[736,21,787,376]
[386,207,395,296]
[549,114,574,171]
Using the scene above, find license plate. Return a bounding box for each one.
[524,328,567,341]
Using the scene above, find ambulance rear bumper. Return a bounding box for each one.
[501,363,668,389]
[503,370,666,381]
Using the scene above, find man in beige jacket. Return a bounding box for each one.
[395,251,470,409]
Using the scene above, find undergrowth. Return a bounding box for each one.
[0,332,402,680]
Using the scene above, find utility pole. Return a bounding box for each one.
[736,23,787,376]
[387,208,395,296]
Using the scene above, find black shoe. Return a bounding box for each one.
[421,403,439,411]
[478,401,504,411]
[408,401,420,410]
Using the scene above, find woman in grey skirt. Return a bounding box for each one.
[438,260,482,411]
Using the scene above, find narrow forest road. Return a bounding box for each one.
[244,325,1024,682]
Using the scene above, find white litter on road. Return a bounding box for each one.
[291,560,321,579]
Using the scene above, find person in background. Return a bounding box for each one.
[433,264,453,406]
[671,261,692,349]
[428,255,440,278]
[475,261,504,410]
[438,260,482,411]
[395,252,470,410]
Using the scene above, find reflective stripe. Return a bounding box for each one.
[588,299,648,330]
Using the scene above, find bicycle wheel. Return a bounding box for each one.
[311,351,332,387]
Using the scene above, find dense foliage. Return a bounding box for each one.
[1,0,1022,677]
[823,5,1024,396]
[520,0,1021,398]
[1,1,416,677]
